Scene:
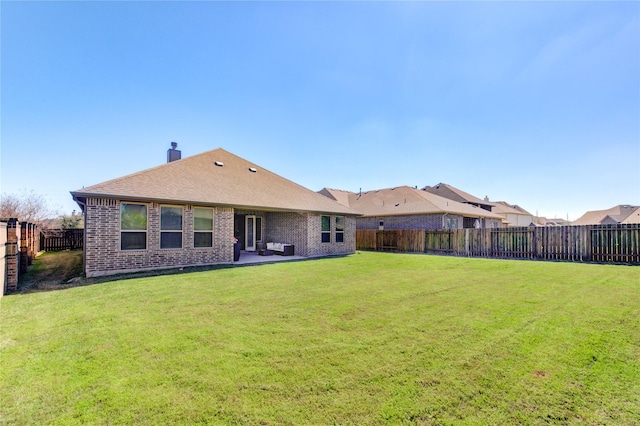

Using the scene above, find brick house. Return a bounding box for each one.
[319,186,502,230]
[422,182,494,211]
[422,182,536,227]
[71,147,359,277]
[490,201,535,227]
[572,204,640,225]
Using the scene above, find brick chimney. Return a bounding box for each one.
[167,142,181,163]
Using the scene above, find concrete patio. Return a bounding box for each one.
[234,250,306,266]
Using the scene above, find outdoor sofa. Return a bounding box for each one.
[265,242,295,256]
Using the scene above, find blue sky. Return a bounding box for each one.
[2,1,639,221]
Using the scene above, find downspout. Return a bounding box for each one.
[442,212,448,229]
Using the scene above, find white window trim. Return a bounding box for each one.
[120,202,148,251]
[321,215,331,244]
[193,207,214,249]
[160,205,183,250]
[335,216,345,244]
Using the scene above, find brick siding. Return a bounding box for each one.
[263,211,355,257]
[357,214,501,230]
[357,214,455,230]
[264,211,309,255]
[306,214,356,257]
[84,198,356,277]
[84,198,234,277]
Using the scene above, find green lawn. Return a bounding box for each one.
[1,252,639,425]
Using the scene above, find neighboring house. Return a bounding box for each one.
[621,207,640,224]
[39,218,63,230]
[40,211,84,234]
[422,183,494,211]
[532,217,572,226]
[422,183,538,227]
[319,186,502,230]
[572,205,640,225]
[71,147,359,277]
[490,201,535,227]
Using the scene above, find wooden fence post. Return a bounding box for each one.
[5,218,19,293]
[20,222,28,274]
[0,221,6,296]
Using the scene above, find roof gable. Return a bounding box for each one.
[492,201,533,216]
[338,186,502,218]
[72,148,359,215]
[621,207,640,224]
[318,188,354,209]
[573,205,640,225]
[422,183,495,209]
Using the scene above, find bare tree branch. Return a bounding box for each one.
[0,190,59,225]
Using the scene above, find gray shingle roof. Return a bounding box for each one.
[320,186,503,219]
[72,148,359,215]
[573,205,640,225]
[422,183,495,208]
[621,207,640,224]
[491,201,532,216]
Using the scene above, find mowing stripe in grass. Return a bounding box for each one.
[1,252,638,425]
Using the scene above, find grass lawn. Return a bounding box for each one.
[1,252,639,425]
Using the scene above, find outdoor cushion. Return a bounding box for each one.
[267,242,284,251]
[266,242,292,253]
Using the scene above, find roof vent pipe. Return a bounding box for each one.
[167,142,181,163]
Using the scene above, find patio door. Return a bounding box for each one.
[245,215,256,251]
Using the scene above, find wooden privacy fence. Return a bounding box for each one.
[356,224,640,264]
[40,229,83,251]
[2,219,40,294]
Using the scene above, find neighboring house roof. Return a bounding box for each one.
[72,148,359,216]
[422,183,495,210]
[491,201,533,216]
[318,188,352,209]
[39,218,63,230]
[320,186,503,219]
[533,217,572,226]
[621,207,640,224]
[572,205,640,225]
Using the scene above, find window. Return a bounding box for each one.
[463,217,475,229]
[194,208,213,248]
[321,215,331,243]
[335,216,345,243]
[256,217,262,242]
[121,203,147,250]
[160,206,183,249]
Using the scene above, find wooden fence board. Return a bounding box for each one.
[357,224,640,265]
[40,229,83,251]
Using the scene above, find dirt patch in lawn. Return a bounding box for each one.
[532,370,552,379]
[18,250,84,293]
